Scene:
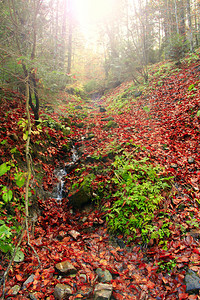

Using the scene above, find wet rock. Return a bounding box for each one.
[55,261,77,275]
[68,230,81,240]
[188,157,195,164]
[185,269,200,293]
[54,283,72,299]
[96,268,112,283]
[68,186,90,208]
[100,107,106,112]
[7,285,21,296]
[94,283,113,300]
[22,274,35,289]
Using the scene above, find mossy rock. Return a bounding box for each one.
[104,121,119,129]
[61,142,71,153]
[101,117,114,121]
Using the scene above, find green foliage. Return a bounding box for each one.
[106,152,172,242]
[0,161,25,253]
[84,79,100,93]
[166,34,189,61]
[0,222,13,253]
[158,259,176,274]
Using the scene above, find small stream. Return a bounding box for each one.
[54,145,79,204]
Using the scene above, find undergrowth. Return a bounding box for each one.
[105,151,173,243]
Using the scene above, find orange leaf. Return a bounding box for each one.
[16,274,24,281]
[146,281,155,289]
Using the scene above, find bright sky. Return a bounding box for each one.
[73,0,116,40]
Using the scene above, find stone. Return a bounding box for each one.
[100,107,106,112]
[63,127,71,135]
[68,186,90,208]
[170,163,178,169]
[87,133,95,140]
[134,91,142,97]
[101,117,114,121]
[75,287,93,298]
[29,293,38,300]
[104,121,119,129]
[7,285,21,296]
[185,269,200,293]
[68,230,81,240]
[188,157,195,164]
[55,261,77,275]
[94,283,113,300]
[96,268,112,283]
[75,105,83,110]
[54,283,72,300]
[190,229,200,239]
[22,274,35,289]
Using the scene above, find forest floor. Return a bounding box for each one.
[0,52,200,300]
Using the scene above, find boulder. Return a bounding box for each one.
[94,283,113,300]
[55,261,77,275]
[96,268,112,282]
[54,283,72,300]
[185,269,200,293]
[68,186,90,208]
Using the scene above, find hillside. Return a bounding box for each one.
[0,51,200,299]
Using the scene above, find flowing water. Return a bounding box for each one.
[54,146,79,204]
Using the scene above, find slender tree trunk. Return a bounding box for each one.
[186,0,194,51]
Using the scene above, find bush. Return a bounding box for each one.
[166,34,189,61]
[106,152,172,242]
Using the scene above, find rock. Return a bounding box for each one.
[189,229,200,239]
[170,163,178,169]
[82,216,87,222]
[68,186,90,208]
[76,122,85,128]
[104,121,119,129]
[29,293,38,300]
[68,230,81,240]
[54,283,72,300]
[79,273,87,282]
[96,268,112,283]
[55,261,77,275]
[134,91,142,97]
[185,269,200,293]
[75,287,93,298]
[7,285,21,296]
[94,283,113,300]
[22,274,35,289]
[100,107,106,112]
[63,127,71,135]
[87,133,95,140]
[188,157,195,164]
[101,117,114,121]
[75,105,83,110]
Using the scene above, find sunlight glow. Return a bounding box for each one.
[73,0,116,39]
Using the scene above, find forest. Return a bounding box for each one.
[0,0,200,299]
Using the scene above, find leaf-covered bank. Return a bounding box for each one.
[0,51,200,299]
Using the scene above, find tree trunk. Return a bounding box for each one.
[186,0,194,52]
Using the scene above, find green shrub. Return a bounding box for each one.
[106,152,172,242]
